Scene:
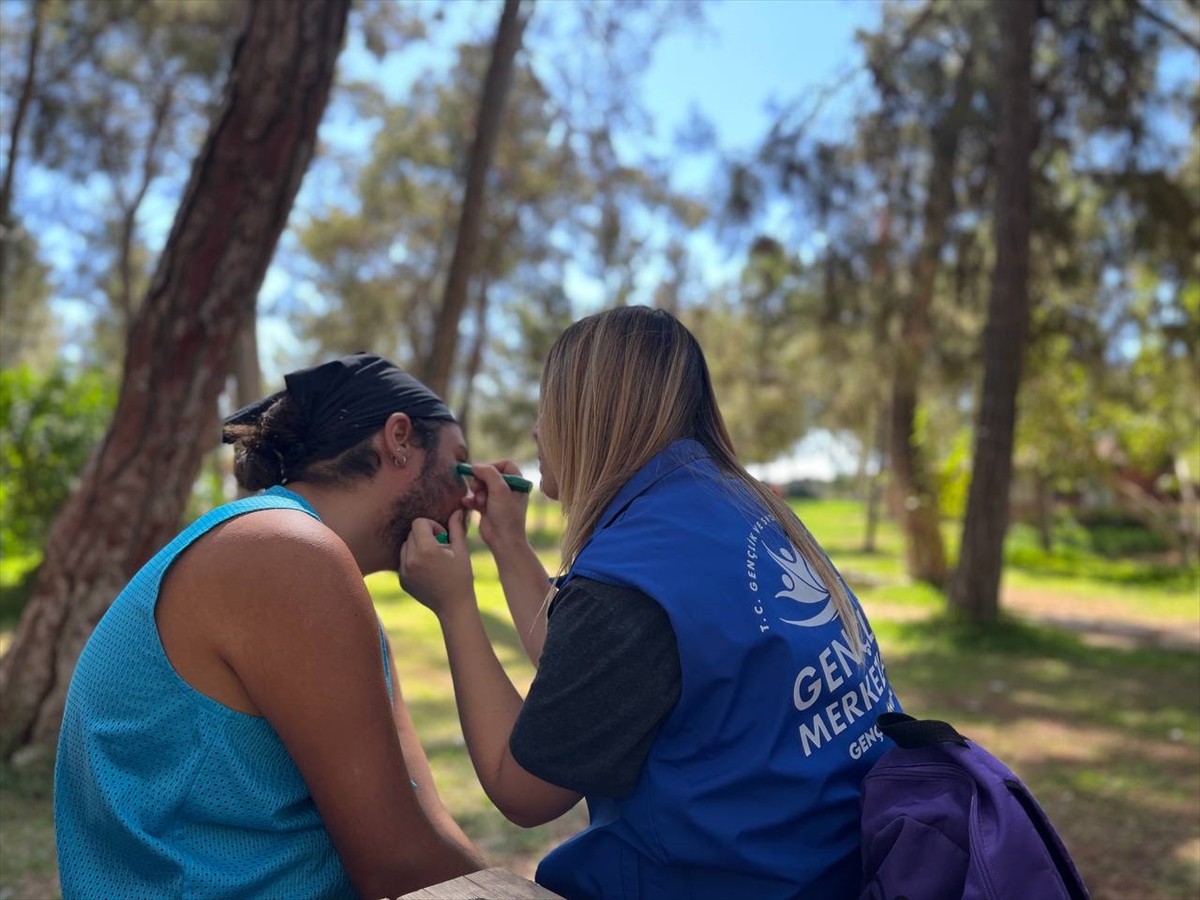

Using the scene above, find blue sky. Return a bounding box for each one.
[304,0,876,232]
[263,0,877,478]
[605,0,877,291]
[317,0,867,282]
[43,0,876,365]
[641,0,874,157]
[316,0,871,482]
[31,0,879,349]
[260,0,877,383]
[327,0,876,151]
[27,0,1191,476]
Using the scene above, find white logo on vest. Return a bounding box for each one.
[764,543,839,628]
[744,514,898,759]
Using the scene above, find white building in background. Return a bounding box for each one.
[746,431,864,487]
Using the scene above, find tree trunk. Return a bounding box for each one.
[0,0,350,760]
[864,475,884,554]
[0,0,43,302]
[888,389,949,584]
[1175,454,1198,566]
[112,81,175,333]
[1110,472,1186,560]
[865,199,893,556]
[864,403,889,554]
[233,314,262,499]
[887,51,975,588]
[457,276,491,444]
[406,201,458,366]
[948,0,1037,623]
[421,0,525,397]
[1034,471,1054,553]
[854,425,871,504]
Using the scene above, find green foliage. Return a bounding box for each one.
[1069,507,1172,557]
[936,427,973,520]
[685,245,836,463]
[1086,522,1171,557]
[1004,519,1195,590]
[0,755,57,899]
[475,286,576,461]
[739,0,1200,580]
[688,299,814,463]
[183,450,230,527]
[0,365,116,559]
[0,551,41,629]
[297,42,584,375]
[1,0,243,372]
[290,2,710,458]
[0,226,56,370]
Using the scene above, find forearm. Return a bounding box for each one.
[355,821,483,900]
[386,640,482,864]
[398,724,481,863]
[390,828,484,894]
[418,791,479,861]
[490,538,552,664]
[437,600,527,807]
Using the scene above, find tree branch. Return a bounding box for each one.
[1131,0,1200,52]
[867,0,940,97]
[0,0,44,296]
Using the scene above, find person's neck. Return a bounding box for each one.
[280,480,386,576]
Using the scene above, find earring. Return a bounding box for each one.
[394,451,407,467]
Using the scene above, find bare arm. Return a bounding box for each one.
[385,637,478,853]
[215,513,484,899]
[466,463,553,664]
[493,534,552,665]
[401,513,581,828]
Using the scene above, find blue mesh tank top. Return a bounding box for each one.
[55,486,391,900]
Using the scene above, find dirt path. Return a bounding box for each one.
[1003,587,1200,651]
[865,586,1200,652]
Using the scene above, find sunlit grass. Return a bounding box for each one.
[793,499,1200,632]
[0,550,40,630]
[2,499,1198,898]
[0,755,57,899]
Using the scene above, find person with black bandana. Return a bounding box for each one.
[54,353,486,900]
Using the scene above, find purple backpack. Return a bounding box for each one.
[860,713,1091,900]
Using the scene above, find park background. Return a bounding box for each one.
[0,0,1197,897]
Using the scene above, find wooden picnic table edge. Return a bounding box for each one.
[395,866,565,899]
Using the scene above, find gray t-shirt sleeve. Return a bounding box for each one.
[509,577,682,798]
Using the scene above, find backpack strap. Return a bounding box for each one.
[877,712,969,749]
[1003,778,1092,900]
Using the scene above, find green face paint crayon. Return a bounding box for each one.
[454,462,533,494]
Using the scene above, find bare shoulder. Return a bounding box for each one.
[210,507,353,568]
[190,507,372,621]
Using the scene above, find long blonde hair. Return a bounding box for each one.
[539,306,864,654]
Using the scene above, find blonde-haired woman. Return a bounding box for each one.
[401,306,902,900]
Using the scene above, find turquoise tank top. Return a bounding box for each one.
[55,487,391,899]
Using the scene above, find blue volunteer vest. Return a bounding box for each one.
[55,487,391,900]
[536,441,901,900]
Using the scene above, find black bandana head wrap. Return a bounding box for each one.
[222,352,455,467]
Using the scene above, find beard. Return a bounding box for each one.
[380,453,456,554]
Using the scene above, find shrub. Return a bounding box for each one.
[0,365,116,561]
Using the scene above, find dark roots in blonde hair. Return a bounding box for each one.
[222,393,442,492]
